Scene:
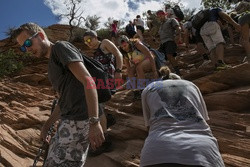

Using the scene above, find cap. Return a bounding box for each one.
[156,10,165,16]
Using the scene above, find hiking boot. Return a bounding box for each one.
[215,62,231,71]
[88,133,113,157]
[106,113,116,128]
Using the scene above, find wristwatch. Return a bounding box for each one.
[115,68,122,73]
[88,117,100,125]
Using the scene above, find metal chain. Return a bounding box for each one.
[32,99,57,167]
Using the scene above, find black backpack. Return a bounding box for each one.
[82,53,115,103]
[191,9,210,30]
[172,5,184,21]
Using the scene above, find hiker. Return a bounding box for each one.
[118,35,159,100]
[198,8,241,70]
[165,4,177,19]
[156,10,182,75]
[134,15,145,42]
[12,22,104,166]
[219,19,236,47]
[235,1,250,62]
[183,20,211,68]
[111,20,119,45]
[140,65,225,167]
[165,4,184,22]
[83,30,123,156]
[146,10,161,42]
[125,21,137,38]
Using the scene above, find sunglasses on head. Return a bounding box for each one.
[84,38,92,44]
[119,40,127,46]
[20,32,39,52]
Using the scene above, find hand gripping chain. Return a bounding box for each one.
[32,99,57,167]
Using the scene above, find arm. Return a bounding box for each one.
[102,39,123,79]
[134,41,158,78]
[141,89,150,130]
[40,103,61,142]
[219,11,241,32]
[124,57,135,78]
[68,61,104,150]
[175,24,182,42]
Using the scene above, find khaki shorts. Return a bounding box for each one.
[200,21,225,52]
[44,119,89,167]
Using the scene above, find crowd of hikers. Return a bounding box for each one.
[11,0,250,166]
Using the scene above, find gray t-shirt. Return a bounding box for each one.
[140,79,225,167]
[158,18,179,43]
[48,41,88,120]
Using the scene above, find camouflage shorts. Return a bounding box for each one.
[44,119,89,167]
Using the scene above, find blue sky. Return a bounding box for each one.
[0,0,201,40]
[0,0,58,40]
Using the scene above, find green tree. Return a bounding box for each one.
[85,15,101,30]
[183,8,197,21]
[0,49,29,77]
[163,0,185,9]
[201,0,233,10]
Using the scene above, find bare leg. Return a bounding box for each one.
[215,43,225,62]
[100,113,107,133]
[241,24,250,57]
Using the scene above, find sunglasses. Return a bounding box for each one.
[20,32,38,52]
[84,38,92,45]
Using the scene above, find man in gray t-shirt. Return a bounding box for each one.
[140,78,225,167]
[156,10,182,75]
[12,22,104,166]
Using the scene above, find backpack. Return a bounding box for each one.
[82,53,115,103]
[191,9,210,30]
[172,5,184,21]
[140,42,166,70]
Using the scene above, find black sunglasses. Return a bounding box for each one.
[20,32,38,52]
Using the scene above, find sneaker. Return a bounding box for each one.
[88,134,113,157]
[215,63,231,71]
[199,60,211,68]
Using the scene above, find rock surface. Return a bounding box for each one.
[0,24,250,167]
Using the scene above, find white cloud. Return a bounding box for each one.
[44,0,201,28]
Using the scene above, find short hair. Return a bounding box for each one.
[83,30,97,38]
[159,66,181,80]
[159,66,171,80]
[11,22,47,40]
[136,15,141,18]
